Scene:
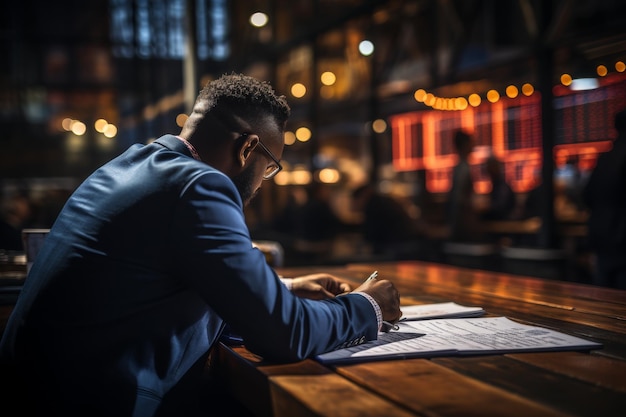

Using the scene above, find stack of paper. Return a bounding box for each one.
[400,302,484,321]
[316,303,602,365]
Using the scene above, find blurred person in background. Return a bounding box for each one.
[351,183,421,259]
[295,182,352,257]
[445,130,480,242]
[582,109,626,289]
[297,182,346,243]
[479,155,516,221]
[557,155,585,212]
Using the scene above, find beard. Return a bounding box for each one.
[231,163,259,206]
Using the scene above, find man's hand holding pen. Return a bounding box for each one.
[354,270,402,331]
[284,270,402,332]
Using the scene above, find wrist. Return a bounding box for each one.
[352,291,383,330]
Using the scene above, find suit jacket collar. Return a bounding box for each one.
[154,135,198,160]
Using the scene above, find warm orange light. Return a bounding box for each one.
[284,131,296,145]
[616,61,626,72]
[425,93,436,106]
[487,90,500,103]
[372,119,387,133]
[320,71,336,86]
[522,83,534,96]
[62,118,73,131]
[468,93,481,107]
[597,65,608,77]
[103,124,117,138]
[455,97,468,110]
[291,83,306,98]
[175,113,188,127]
[94,118,108,133]
[273,171,290,185]
[295,127,311,142]
[70,120,87,136]
[414,89,427,102]
[318,168,340,184]
[505,85,519,98]
[291,167,312,185]
[560,74,572,86]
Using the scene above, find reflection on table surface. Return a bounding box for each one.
[214,260,626,417]
[1,259,624,416]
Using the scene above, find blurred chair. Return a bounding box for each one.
[442,241,498,270]
[500,246,566,280]
[252,240,285,267]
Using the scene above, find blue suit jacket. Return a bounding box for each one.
[0,135,377,416]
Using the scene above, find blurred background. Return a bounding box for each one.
[1,0,625,281]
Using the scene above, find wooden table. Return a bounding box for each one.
[212,261,626,417]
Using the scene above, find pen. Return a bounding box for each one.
[382,321,400,332]
[364,270,378,283]
[363,270,399,332]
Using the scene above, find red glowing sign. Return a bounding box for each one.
[390,73,626,194]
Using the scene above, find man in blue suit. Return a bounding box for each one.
[0,73,401,416]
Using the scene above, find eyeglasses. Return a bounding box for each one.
[247,135,283,180]
[255,140,283,180]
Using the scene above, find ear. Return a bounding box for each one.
[236,134,260,167]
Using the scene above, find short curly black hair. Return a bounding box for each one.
[196,72,290,131]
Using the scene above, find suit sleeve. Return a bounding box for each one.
[170,171,378,362]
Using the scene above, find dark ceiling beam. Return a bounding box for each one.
[439,0,484,85]
[518,0,539,39]
[544,0,575,45]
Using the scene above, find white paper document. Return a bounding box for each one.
[316,316,602,365]
[400,302,484,320]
